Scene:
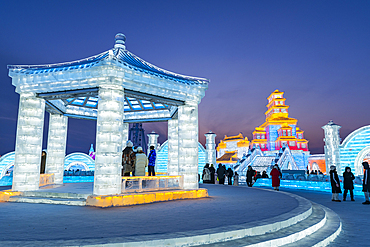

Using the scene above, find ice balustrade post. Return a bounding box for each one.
[205,131,217,167]
[178,102,199,189]
[139,178,143,191]
[93,85,125,195]
[45,114,68,184]
[12,93,45,191]
[167,118,179,175]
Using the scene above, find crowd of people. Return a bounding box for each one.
[121,145,370,206]
[202,163,269,186]
[121,140,157,177]
[329,161,370,205]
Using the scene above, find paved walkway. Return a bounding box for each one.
[255,186,370,247]
[2,183,366,246]
[0,184,298,245]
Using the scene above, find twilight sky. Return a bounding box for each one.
[0,0,369,155]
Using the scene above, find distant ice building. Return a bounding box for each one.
[323,121,370,176]
[216,133,249,166]
[217,90,310,171]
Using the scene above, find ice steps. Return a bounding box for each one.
[8,195,86,206]
[21,191,90,199]
[202,203,340,247]
[283,205,341,247]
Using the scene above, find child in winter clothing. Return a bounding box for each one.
[343,166,355,201]
[233,172,239,186]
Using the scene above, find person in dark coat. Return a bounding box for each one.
[342,166,355,201]
[270,164,281,190]
[227,167,233,185]
[261,171,269,178]
[246,166,256,187]
[362,162,370,205]
[330,165,342,202]
[217,164,226,185]
[209,164,216,184]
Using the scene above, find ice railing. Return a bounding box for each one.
[121,175,184,193]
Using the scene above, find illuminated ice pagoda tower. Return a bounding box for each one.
[250,90,310,169]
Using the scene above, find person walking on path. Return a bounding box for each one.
[122,141,134,176]
[148,145,156,176]
[227,167,234,185]
[246,166,256,187]
[330,165,342,202]
[202,164,211,183]
[270,164,281,191]
[362,162,370,205]
[209,164,216,184]
[233,172,239,186]
[134,146,148,176]
[343,166,355,201]
[217,164,226,185]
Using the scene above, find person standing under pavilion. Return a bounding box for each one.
[148,145,156,176]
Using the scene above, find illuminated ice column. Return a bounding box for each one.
[167,119,179,175]
[147,131,159,155]
[45,114,68,184]
[322,120,341,174]
[94,85,124,195]
[121,122,129,149]
[205,131,217,166]
[178,102,199,189]
[12,93,45,191]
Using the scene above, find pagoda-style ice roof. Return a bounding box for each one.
[8,33,209,122]
[8,34,209,86]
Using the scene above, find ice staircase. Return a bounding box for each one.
[106,191,341,247]
[203,202,341,247]
[8,191,89,206]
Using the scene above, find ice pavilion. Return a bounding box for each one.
[8,33,209,195]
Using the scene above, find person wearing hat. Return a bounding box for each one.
[134,146,148,176]
[122,141,134,176]
[362,162,370,205]
[270,164,282,191]
[330,165,342,202]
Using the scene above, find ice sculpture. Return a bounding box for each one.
[8,33,208,193]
